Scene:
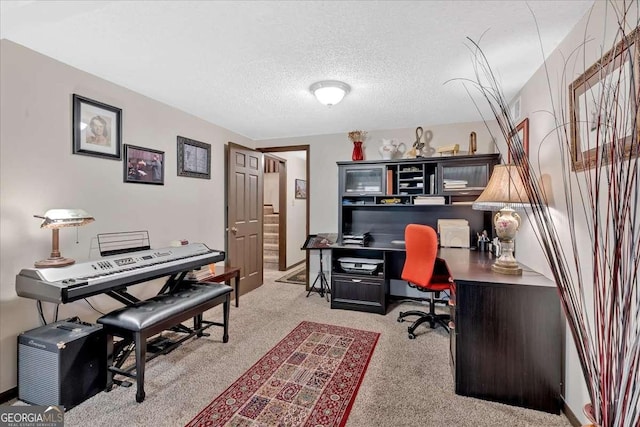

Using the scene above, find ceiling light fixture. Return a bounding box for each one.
[310,80,350,106]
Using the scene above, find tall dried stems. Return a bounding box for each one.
[458,2,639,426]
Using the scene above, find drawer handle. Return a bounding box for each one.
[351,279,362,282]
[448,321,455,330]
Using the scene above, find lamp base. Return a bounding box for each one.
[491,262,522,275]
[34,256,75,268]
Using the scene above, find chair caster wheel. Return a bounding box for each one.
[408,333,416,339]
[397,317,404,323]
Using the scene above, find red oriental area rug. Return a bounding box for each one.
[185,321,380,427]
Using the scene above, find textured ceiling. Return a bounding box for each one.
[0,1,594,140]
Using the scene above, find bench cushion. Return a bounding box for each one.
[97,282,232,332]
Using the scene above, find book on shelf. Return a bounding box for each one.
[443,179,467,187]
[386,169,393,195]
[413,196,446,205]
[446,186,486,191]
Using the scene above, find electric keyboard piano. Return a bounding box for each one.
[16,243,225,304]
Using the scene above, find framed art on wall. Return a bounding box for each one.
[72,94,122,159]
[123,144,165,185]
[177,136,211,179]
[508,118,529,164]
[569,26,640,171]
[295,179,307,199]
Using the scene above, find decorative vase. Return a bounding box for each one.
[582,403,600,427]
[378,139,397,160]
[352,141,364,161]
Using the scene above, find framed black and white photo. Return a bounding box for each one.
[123,144,165,185]
[72,94,122,159]
[295,179,307,199]
[177,136,211,179]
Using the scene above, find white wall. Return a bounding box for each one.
[0,40,253,393]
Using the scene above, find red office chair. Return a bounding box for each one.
[397,224,452,339]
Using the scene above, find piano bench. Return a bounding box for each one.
[97,282,232,403]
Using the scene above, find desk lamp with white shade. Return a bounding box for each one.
[472,165,529,275]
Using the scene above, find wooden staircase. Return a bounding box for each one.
[263,204,279,270]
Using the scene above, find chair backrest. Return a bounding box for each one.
[401,224,438,287]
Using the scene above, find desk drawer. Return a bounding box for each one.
[331,273,386,314]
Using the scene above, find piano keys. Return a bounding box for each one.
[16,243,225,303]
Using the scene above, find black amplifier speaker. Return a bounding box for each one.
[18,318,106,410]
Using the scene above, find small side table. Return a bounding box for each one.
[200,266,241,307]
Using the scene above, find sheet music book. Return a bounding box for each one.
[302,233,337,249]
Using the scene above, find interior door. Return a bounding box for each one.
[227,142,263,294]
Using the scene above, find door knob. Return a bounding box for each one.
[231,227,238,234]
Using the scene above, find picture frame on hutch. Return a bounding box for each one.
[569,26,640,171]
[123,144,165,185]
[177,136,211,179]
[72,94,122,160]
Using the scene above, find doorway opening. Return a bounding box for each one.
[259,146,310,279]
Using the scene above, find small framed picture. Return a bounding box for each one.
[295,179,307,199]
[72,94,122,159]
[123,144,165,185]
[508,118,529,164]
[177,136,211,179]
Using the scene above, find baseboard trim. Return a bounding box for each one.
[0,386,17,404]
[563,399,581,427]
[285,259,304,271]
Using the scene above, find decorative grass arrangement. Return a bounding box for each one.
[456,2,639,426]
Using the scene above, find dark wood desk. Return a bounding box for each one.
[329,245,562,414]
[199,266,241,308]
[440,248,562,414]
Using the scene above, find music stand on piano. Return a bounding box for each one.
[301,234,335,301]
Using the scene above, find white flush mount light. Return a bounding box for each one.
[310,80,351,106]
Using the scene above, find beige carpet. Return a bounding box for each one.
[59,268,570,427]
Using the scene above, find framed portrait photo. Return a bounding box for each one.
[72,94,122,159]
[123,144,165,185]
[569,27,640,171]
[177,136,211,179]
[295,179,307,199]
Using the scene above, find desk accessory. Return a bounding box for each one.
[437,219,470,248]
[342,232,371,246]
